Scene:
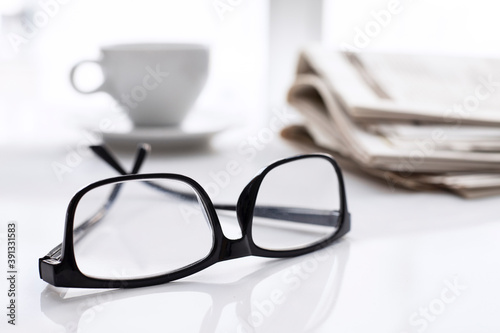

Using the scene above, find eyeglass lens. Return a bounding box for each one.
[252,157,341,251]
[72,178,214,280]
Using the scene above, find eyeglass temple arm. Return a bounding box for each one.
[215,205,345,228]
[91,144,149,175]
[91,144,345,227]
[42,145,149,261]
[72,145,149,242]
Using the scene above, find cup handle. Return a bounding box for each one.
[69,60,106,94]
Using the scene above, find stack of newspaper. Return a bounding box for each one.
[283,47,500,198]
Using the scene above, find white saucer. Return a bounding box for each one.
[98,123,226,149]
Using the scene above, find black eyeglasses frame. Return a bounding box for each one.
[39,153,350,289]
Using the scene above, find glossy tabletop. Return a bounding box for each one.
[1,109,499,333]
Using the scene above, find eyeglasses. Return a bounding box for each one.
[39,144,350,288]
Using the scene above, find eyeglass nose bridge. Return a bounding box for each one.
[211,167,271,262]
[219,236,253,261]
[214,186,257,262]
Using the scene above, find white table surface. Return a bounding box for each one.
[1,106,500,333]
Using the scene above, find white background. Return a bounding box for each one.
[1,0,500,332]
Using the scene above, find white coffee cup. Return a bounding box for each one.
[70,43,209,127]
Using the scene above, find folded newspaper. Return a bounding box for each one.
[283,47,500,198]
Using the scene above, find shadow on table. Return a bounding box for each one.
[40,240,350,332]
